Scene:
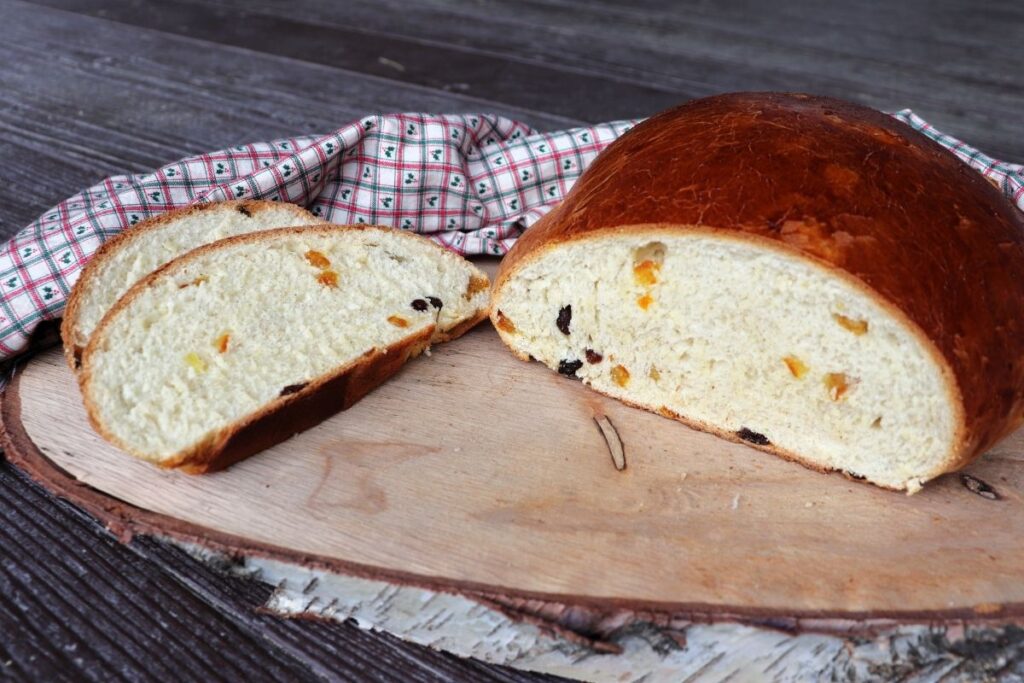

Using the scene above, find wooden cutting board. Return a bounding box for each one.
[5,329,1024,621]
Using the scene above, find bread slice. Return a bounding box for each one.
[80,224,490,473]
[62,200,321,368]
[491,92,1024,492]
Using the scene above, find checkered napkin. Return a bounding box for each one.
[0,110,1020,367]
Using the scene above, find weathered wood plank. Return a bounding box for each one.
[30,0,684,121]
[177,0,1024,160]
[0,0,579,238]
[0,463,321,682]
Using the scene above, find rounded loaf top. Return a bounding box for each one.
[501,92,1024,460]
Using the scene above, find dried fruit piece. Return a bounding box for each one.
[648,367,661,380]
[317,270,339,288]
[824,372,854,401]
[305,250,331,269]
[556,305,572,335]
[184,352,207,373]
[428,296,443,309]
[637,294,653,310]
[411,299,429,311]
[558,359,583,377]
[611,364,630,387]
[178,275,209,289]
[495,311,516,333]
[585,349,603,364]
[387,315,409,328]
[737,427,770,445]
[215,333,230,354]
[833,313,868,335]
[465,275,489,299]
[633,259,660,286]
[783,355,808,378]
[279,382,308,397]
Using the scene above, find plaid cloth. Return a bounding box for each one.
[0,110,1020,366]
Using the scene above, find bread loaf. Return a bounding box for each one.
[490,92,1024,491]
[80,224,489,472]
[62,200,320,368]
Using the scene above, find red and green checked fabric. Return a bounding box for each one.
[0,110,1020,365]
[0,113,632,361]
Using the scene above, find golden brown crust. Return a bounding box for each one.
[494,92,1024,481]
[79,223,490,472]
[61,200,319,370]
[433,308,490,343]
[170,329,435,473]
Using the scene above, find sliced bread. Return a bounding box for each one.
[490,92,1024,492]
[80,224,490,472]
[62,200,320,368]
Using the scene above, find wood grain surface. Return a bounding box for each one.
[1,0,1023,680]
[12,332,1024,616]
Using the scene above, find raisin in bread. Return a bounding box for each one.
[80,224,490,472]
[490,92,1024,492]
[62,200,320,368]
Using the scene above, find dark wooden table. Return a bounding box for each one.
[1,1,1021,680]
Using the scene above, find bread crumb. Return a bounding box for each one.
[730,494,740,510]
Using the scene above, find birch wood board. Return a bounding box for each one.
[8,333,1024,620]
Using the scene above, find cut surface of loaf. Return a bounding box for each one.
[62,200,320,367]
[494,230,953,490]
[492,92,1024,492]
[81,225,490,472]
